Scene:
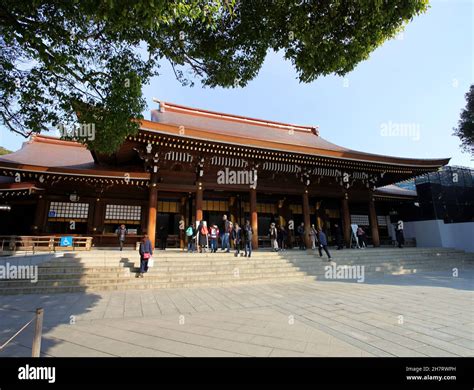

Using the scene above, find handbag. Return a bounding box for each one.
[143,252,151,259]
[147,256,154,267]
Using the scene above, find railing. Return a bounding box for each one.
[0,307,44,357]
[0,236,93,255]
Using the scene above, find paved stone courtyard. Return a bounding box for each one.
[1,269,473,357]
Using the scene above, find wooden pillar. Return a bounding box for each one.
[86,200,96,234]
[368,195,380,247]
[250,187,258,249]
[302,189,311,249]
[196,182,203,222]
[341,195,351,248]
[33,195,47,234]
[147,173,159,248]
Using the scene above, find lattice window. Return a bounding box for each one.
[377,216,388,226]
[48,202,89,219]
[105,204,141,221]
[350,214,369,225]
[203,200,228,211]
[289,204,303,214]
[257,203,277,214]
[157,201,179,213]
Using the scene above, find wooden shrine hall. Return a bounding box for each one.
[0,101,449,249]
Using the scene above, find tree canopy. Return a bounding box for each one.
[453,84,474,156]
[0,0,429,154]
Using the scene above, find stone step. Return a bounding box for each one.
[59,247,463,259]
[37,255,473,270]
[1,259,466,290]
[0,274,310,295]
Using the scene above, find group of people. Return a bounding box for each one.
[273,222,332,260]
[122,217,407,278]
[186,215,254,257]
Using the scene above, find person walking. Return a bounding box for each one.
[297,222,305,250]
[115,224,127,251]
[357,226,366,249]
[310,224,317,249]
[269,222,278,251]
[334,223,344,250]
[243,220,253,258]
[232,223,242,256]
[185,224,196,253]
[137,234,153,278]
[221,214,231,253]
[210,224,219,253]
[317,228,332,261]
[396,220,405,248]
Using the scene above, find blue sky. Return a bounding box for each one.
[1,0,473,167]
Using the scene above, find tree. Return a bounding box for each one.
[0,0,429,154]
[0,146,11,155]
[453,85,474,156]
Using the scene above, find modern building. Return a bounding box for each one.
[0,101,449,249]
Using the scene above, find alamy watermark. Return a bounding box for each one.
[380,121,420,141]
[217,168,257,188]
[0,262,38,283]
[324,262,365,283]
[57,122,95,141]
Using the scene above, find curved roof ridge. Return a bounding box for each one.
[157,100,318,134]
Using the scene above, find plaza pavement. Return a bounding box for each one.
[0,269,473,357]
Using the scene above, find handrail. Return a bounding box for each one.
[0,236,93,254]
[0,307,44,357]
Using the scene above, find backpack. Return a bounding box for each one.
[186,227,193,237]
[201,225,208,235]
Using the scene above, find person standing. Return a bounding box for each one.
[310,224,318,249]
[185,224,196,253]
[116,224,127,251]
[138,234,153,278]
[334,223,343,250]
[221,214,231,253]
[297,222,305,250]
[396,220,405,248]
[317,228,332,261]
[269,222,278,251]
[198,221,209,253]
[232,223,242,256]
[210,224,219,253]
[277,225,287,251]
[243,220,253,258]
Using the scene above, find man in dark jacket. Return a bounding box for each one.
[243,220,253,258]
[297,222,305,250]
[116,224,127,251]
[317,228,332,261]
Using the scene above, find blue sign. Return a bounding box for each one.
[60,236,73,247]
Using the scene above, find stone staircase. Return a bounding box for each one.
[0,247,473,295]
